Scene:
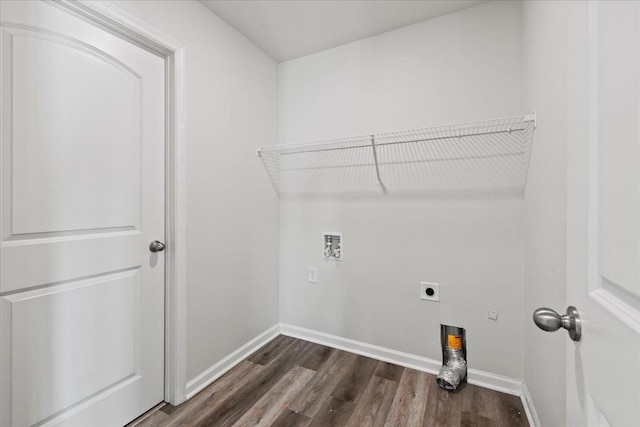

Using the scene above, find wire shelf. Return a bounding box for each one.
[258,114,536,196]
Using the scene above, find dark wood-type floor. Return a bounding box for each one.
[128,335,528,427]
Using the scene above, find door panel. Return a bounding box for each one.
[3,269,139,427]
[0,1,165,426]
[566,2,640,426]
[597,1,640,297]
[8,28,141,235]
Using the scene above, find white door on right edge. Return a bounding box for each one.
[567,1,640,426]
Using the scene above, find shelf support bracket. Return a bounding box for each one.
[370,135,384,188]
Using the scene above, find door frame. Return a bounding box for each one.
[50,0,188,405]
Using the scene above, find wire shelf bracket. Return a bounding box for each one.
[257,113,537,196]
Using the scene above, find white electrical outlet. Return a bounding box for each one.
[308,267,318,283]
[420,282,440,302]
[488,309,499,321]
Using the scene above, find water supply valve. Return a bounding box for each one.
[323,232,343,260]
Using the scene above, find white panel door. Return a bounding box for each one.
[566,1,640,426]
[0,1,165,426]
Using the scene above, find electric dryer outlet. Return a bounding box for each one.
[420,282,440,302]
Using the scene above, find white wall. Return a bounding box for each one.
[278,1,525,380]
[521,2,570,425]
[111,1,280,383]
[106,3,577,419]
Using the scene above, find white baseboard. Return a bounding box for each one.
[466,368,524,397]
[279,323,524,397]
[521,382,541,427]
[185,324,280,399]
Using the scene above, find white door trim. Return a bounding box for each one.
[50,0,188,405]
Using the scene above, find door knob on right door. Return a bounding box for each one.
[533,306,581,341]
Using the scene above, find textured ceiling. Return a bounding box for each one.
[200,1,487,62]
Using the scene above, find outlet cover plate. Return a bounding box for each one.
[308,267,318,283]
[420,282,440,302]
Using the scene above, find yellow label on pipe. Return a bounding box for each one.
[447,335,463,350]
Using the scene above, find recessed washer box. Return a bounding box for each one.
[420,282,440,302]
[323,232,343,260]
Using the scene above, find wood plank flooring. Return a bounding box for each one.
[128,336,528,427]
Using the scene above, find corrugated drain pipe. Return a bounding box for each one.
[436,325,467,391]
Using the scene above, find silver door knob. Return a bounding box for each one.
[533,306,581,341]
[149,240,165,252]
